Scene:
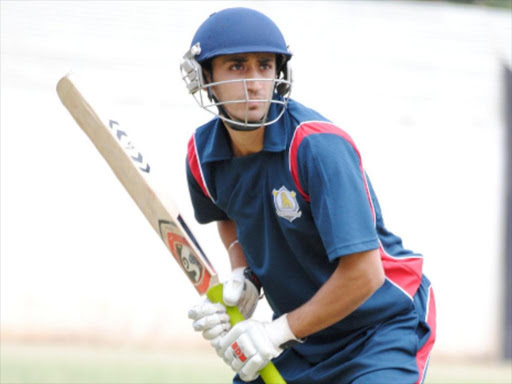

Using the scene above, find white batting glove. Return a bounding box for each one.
[217,314,301,382]
[187,267,261,345]
[188,299,231,341]
[223,267,261,319]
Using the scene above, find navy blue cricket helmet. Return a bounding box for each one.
[191,7,292,64]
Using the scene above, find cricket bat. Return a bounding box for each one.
[56,75,285,384]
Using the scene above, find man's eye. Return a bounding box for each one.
[230,64,243,70]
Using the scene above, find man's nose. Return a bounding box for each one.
[245,79,263,93]
[245,67,264,91]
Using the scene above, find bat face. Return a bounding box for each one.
[159,220,213,294]
[56,75,218,296]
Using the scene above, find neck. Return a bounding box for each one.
[225,124,265,157]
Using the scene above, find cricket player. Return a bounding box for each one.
[181,7,436,384]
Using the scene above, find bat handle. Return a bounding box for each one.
[207,284,287,384]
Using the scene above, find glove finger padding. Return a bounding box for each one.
[188,299,226,320]
[236,281,260,319]
[192,312,230,331]
[240,354,268,382]
[217,315,300,381]
[223,333,257,368]
[188,299,231,341]
[220,320,281,363]
[210,334,226,356]
[223,268,245,307]
[220,321,278,382]
[223,267,261,319]
[202,321,231,340]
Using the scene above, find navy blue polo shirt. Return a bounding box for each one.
[186,98,425,360]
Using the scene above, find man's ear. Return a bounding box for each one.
[202,69,216,101]
[203,69,212,84]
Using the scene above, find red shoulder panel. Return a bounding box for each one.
[187,135,211,199]
[289,121,374,222]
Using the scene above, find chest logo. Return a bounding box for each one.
[272,186,302,222]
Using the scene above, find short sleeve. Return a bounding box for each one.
[186,160,229,224]
[297,133,379,260]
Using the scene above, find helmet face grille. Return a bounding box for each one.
[180,56,292,130]
[199,78,292,131]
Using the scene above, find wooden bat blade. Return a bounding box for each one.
[56,75,218,294]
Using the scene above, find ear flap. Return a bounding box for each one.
[276,60,292,96]
[205,70,215,102]
[199,60,216,102]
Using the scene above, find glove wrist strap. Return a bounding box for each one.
[268,314,305,350]
[243,267,262,293]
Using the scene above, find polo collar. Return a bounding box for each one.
[201,101,288,163]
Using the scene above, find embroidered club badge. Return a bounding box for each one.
[272,186,302,222]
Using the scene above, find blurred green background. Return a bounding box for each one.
[1,341,511,384]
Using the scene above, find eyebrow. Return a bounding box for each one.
[222,55,274,64]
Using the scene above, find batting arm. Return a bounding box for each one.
[217,219,248,269]
[287,248,385,339]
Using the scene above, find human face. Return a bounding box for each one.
[209,53,277,125]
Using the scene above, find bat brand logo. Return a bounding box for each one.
[158,220,211,294]
[272,186,302,222]
[231,341,247,362]
[109,120,150,173]
[175,242,203,284]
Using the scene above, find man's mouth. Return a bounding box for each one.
[247,101,262,109]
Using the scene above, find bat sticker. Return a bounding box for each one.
[109,120,150,173]
[158,220,211,294]
[175,242,203,284]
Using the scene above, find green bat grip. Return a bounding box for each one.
[207,284,286,384]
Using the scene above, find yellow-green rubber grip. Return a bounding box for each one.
[206,284,286,384]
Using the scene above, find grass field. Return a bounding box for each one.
[1,342,511,384]
[0,342,233,384]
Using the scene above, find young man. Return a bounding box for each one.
[181,7,436,384]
